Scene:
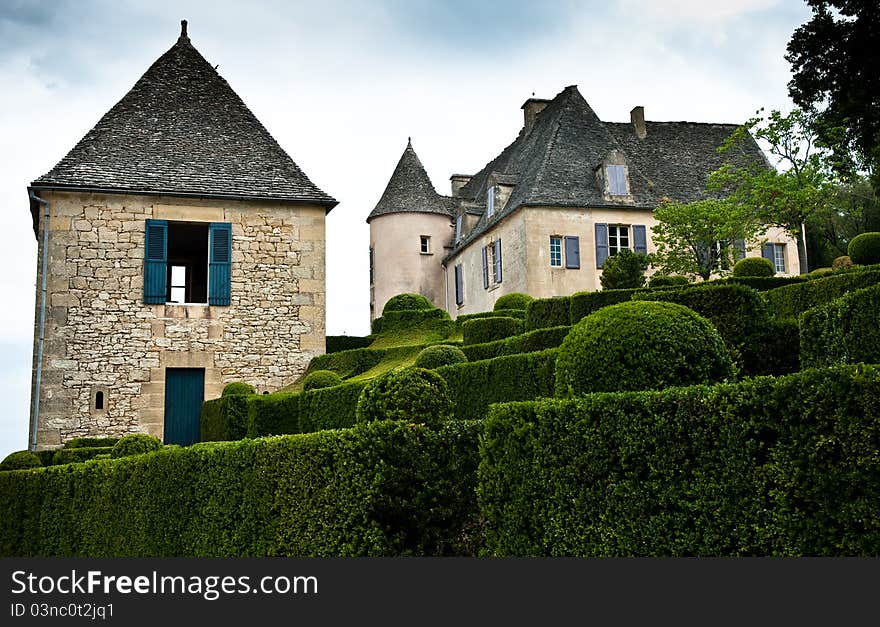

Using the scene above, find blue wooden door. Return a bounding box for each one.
[164,368,205,445]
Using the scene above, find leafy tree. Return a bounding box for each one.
[710,107,835,275]
[651,198,762,281]
[786,1,880,187]
[599,248,647,289]
[807,176,880,267]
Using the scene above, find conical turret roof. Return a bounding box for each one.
[367,139,454,222]
[31,21,336,207]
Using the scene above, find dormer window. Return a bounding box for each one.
[606,165,627,196]
[487,186,496,218]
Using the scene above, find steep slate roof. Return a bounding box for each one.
[367,139,455,222]
[31,22,336,208]
[448,85,766,254]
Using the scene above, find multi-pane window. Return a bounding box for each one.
[773,243,786,273]
[420,235,431,254]
[454,264,464,306]
[169,265,187,304]
[608,225,630,256]
[550,237,562,267]
[606,165,627,195]
[487,186,496,218]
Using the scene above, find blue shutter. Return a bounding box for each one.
[482,246,489,289]
[595,223,609,268]
[209,222,232,306]
[762,243,774,262]
[144,219,168,304]
[633,225,647,255]
[494,239,502,283]
[565,236,580,269]
[734,239,746,260]
[455,264,463,305]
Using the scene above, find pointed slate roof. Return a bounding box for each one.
[31,21,336,208]
[367,139,455,222]
[448,85,766,253]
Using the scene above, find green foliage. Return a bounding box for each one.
[555,301,733,397]
[64,437,119,449]
[0,420,483,557]
[651,198,762,280]
[302,370,343,391]
[110,434,162,459]
[51,447,114,466]
[462,317,523,345]
[763,268,880,321]
[599,248,648,289]
[307,347,386,379]
[647,275,690,288]
[479,365,880,556]
[570,289,638,324]
[222,382,256,397]
[833,255,853,270]
[800,283,880,369]
[848,232,880,265]
[201,395,249,441]
[725,276,806,291]
[494,292,533,311]
[456,309,526,324]
[247,382,365,437]
[525,296,571,331]
[382,293,436,314]
[414,345,468,370]
[355,368,452,427]
[733,257,775,277]
[0,451,41,471]
[370,309,454,345]
[326,335,373,353]
[459,326,570,362]
[437,349,558,421]
[806,267,834,278]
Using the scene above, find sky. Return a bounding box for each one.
[0,0,813,459]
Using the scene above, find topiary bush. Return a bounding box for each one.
[110,434,162,459]
[0,451,41,472]
[848,232,880,265]
[414,345,468,369]
[525,296,571,331]
[382,293,435,314]
[832,255,853,270]
[355,368,452,427]
[555,301,734,397]
[64,437,119,449]
[647,275,690,288]
[494,292,533,311]
[599,249,648,290]
[733,256,775,277]
[222,382,256,397]
[302,370,343,391]
[461,317,523,345]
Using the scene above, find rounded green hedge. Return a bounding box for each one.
[414,345,468,369]
[355,367,452,427]
[647,275,689,288]
[832,255,853,270]
[111,434,162,459]
[0,450,41,471]
[733,257,775,277]
[848,232,880,265]
[555,301,734,397]
[462,317,523,345]
[494,292,533,311]
[382,293,435,314]
[222,382,256,397]
[302,369,343,391]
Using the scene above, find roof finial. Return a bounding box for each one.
[179,19,189,42]
[407,137,412,148]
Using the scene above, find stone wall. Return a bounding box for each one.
[29,191,326,448]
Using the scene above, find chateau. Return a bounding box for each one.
[26,22,335,449]
[368,85,799,318]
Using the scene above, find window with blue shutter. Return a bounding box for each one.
[454,264,463,306]
[762,243,775,264]
[734,239,746,260]
[482,246,489,289]
[565,236,580,269]
[487,186,495,218]
[208,222,232,306]
[144,219,168,304]
[633,225,647,255]
[595,223,609,268]
[493,239,502,283]
[607,165,627,195]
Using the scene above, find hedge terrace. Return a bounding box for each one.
[763,268,880,321]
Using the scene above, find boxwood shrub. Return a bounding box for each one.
[0,451,41,472]
[356,368,452,427]
[222,382,256,397]
[525,296,571,331]
[64,437,120,449]
[306,347,386,379]
[111,434,162,458]
[462,317,523,345]
[302,370,343,391]
[51,447,114,466]
[732,257,775,277]
[494,292,533,311]
[800,283,880,369]
[0,420,483,557]
[569,289,638,325]
[499,325,571,356]
[725,276,806,291]
[245,381,367,438]
[326,335,373,353]
[456,309,526,324]
[763,268,880,321]
[479,364,880,556]
[414,345,468,369]
[848,232,880,265]
[372,307,451,335]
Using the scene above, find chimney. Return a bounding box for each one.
[521,98,550,134]
[450,174,472,198]
[631,106,646,139]
[179,19,190,42]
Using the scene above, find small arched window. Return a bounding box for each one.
[95,391,104,410]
